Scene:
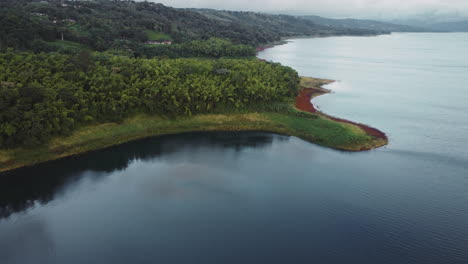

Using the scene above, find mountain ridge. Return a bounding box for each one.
[300,15,434,33]
[0,0,388,53]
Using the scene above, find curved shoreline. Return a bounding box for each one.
[0,77,387,174]
[296,77,388,151]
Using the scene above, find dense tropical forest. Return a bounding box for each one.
[136,38,255,58]
[0,52,299,147]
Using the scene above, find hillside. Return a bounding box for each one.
[0,0,385,54]
[191,9,385,38]
[300,15,431,33]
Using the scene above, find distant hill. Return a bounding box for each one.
[0,0,386,53]
[427,20,468,32]
[389,14,468,32]
[191,9,386,39]
[300,15,432,33]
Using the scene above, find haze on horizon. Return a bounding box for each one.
[151,0,468,21]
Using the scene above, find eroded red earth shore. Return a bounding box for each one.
[295,86,387,141]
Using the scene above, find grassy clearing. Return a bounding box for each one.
[46,40,89,52]
[145,30,172,41]
[68,24,92,37]
[0,109,385,173]
[300,76,333,93]
[266,112,373,149]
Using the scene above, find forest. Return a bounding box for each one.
[0,0,383,54]
[0,52,300,148]
[137,38,256,58]
[0,1,387,149]
[0,1,304,149]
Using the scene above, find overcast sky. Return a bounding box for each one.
[152,0,468,20]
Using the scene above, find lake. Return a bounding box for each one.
[1,33,468,264]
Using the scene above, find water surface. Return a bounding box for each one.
[1,33,468,264]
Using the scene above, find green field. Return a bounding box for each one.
[68,24,92,37]
[46,40,89,52]
[145,30,173,41]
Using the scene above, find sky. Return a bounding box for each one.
[152,0,468,20]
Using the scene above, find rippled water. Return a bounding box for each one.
[1,33,468,264]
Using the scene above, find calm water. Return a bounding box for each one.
[1,33,468,264]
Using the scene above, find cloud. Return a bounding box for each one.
[150,0,468,19]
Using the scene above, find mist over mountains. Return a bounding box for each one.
[152,0,468,32]
[387,13,468,32]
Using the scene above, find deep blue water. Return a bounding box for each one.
[1,33,468,264]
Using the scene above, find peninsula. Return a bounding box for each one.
[0,73,387,173]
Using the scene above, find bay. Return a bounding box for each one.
[1,33,468,264]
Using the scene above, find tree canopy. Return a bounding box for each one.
[0,52,300,148]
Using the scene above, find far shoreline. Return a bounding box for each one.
[256,33,390,54]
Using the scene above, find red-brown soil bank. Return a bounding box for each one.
[295,79,388,148]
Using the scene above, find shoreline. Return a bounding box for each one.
[296,77,388,151]
[256,41,289,54]
[256,33,387,54]
[0,77,387,174]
